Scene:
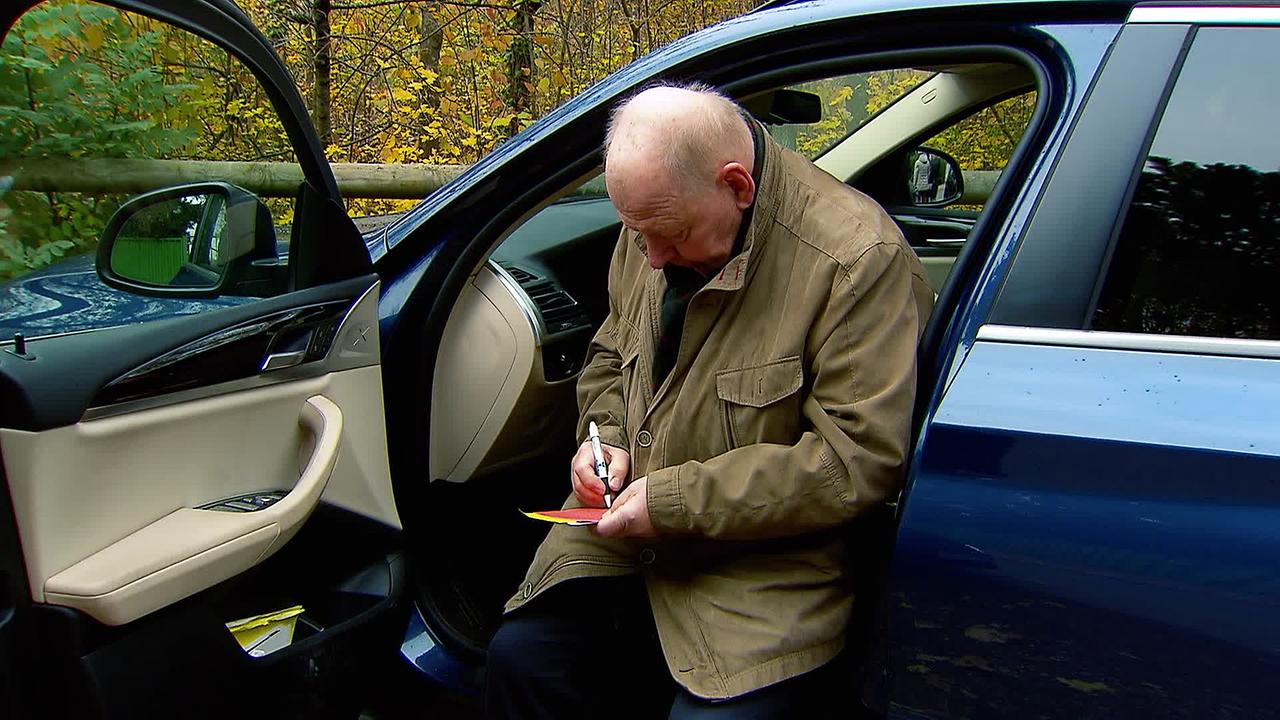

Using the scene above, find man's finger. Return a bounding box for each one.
[608,464,627,492]
[610,480,639,508]
[603,445,630,491]
[571,465,604,505]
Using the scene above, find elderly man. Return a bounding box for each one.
[486,83,934,719]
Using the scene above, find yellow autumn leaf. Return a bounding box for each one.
[82,24,104,51]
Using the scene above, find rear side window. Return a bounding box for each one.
[1091,28,1280,340]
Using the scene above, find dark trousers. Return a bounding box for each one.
[484,576,847,720]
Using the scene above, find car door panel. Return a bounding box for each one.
[0,1,402,715]
[0,282,402,716]
[890,336,1280,718]
[1,279,396,623]
[892,210,976,292]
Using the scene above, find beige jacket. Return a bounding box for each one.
[504,131,935,699]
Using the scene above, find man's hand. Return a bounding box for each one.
[571,440,631,508]
[595,477,655,538]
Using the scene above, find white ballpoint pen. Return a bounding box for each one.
[588,421,612,508]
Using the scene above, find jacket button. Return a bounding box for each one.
[522,583,532,599]
[640,548,656,565]
[637,430,653,447]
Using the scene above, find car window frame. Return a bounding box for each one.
[988,22,1193,330]
[1085,24,1280,341]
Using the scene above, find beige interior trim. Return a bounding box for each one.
[42,396,340,625]
[920,255,956,293]
[430,272,527,480]
[430,264,578,481]
[1,366,399,624]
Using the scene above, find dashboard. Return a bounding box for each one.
[428,196,619,482]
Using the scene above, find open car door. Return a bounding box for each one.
[0,1,403,717]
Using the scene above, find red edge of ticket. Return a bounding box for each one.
[520,507,606,526]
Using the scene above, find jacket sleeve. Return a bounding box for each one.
[574,230,635,450]
[646,241,924,540]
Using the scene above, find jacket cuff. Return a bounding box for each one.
[646,465,692,534]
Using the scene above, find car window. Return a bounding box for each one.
[1091,27,1280,340]
[0,0,303,338]
[918,90,1036,211]
[765,70,932,161]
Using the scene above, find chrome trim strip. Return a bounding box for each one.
[82,372,324,421]
[977,324,1280,360]
[260,350,306,372]
[83,280,382,420]
[1128,6,1280,25]
[488,260,545,346]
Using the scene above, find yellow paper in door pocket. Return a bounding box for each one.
[225,605,305,657]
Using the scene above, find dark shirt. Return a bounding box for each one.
[652,120,764,389]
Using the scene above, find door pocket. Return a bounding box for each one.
[714,357,804,449]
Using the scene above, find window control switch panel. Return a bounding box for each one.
[202,491,287,513]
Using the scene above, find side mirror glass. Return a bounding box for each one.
[905,147,964,207]
[97,182,284,298]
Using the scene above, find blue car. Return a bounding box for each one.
[1,0,1278,718]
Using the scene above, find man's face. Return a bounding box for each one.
[607,164,739,275]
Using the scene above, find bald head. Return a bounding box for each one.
[605,84,754,192]
[603,84,758,275]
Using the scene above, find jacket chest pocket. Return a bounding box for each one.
[714,357,804,450]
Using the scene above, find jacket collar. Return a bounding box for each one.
[701,122,784,293]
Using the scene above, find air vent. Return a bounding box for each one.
[501,264,538,283]
[526,282,586,334]
[496,262,588,335]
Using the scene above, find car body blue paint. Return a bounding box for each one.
[400,606,484,698]
[888,340,1280,717]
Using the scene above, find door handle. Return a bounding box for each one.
[261,349,306,372]
[925,237,966,248]
[44,396,343,625]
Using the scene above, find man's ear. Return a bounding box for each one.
[720,162,756,209]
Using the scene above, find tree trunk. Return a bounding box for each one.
[311,0,333,148]
[416,5,443,156]
[503,0,540,137]
[419,6,443,68]
[616,0,644,61]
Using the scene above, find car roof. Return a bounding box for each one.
[754,0,1137,14]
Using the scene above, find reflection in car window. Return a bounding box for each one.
[1092,28,1280,340]
[0,1,300,337]
[766,70,932,160]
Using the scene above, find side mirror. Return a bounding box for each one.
[742,89,822,125]
[96,182,286,299]
[904,147,964,207]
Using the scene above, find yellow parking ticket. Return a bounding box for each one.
[225,605,305,657]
